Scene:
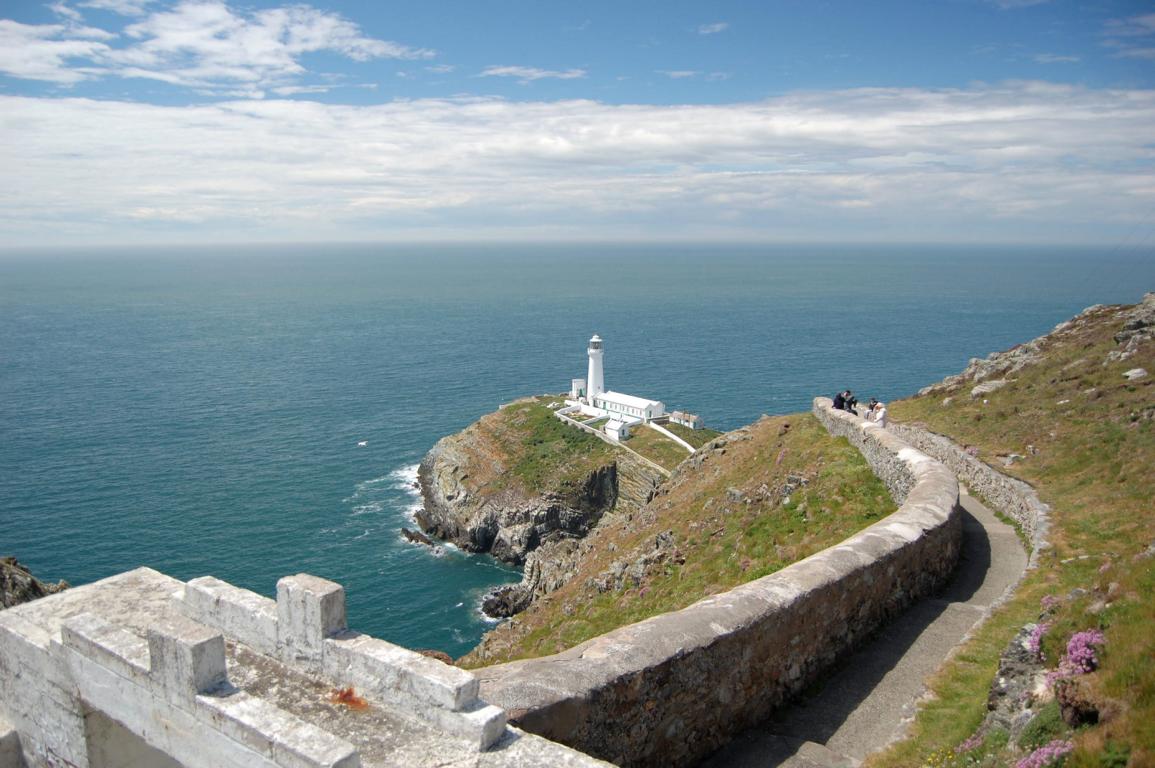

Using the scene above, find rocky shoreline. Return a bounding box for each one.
[1,556,68,610]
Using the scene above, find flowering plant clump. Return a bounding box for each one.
[1065,630,1105,674]
[1047,629,1106,687]
[1027,622,1050,661]
[1040,595,1060,611]
[1014,739,1074,768]
[954,732,985,754]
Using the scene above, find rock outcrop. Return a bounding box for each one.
[918,292,1155,399]
[0,557,67,609]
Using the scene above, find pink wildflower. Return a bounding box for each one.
[1015,739,1074,768]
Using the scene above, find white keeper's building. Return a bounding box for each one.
[563,335,667,439]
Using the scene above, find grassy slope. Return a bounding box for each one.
[462,413,895,667]
[664,421,725,448]
[624,424,693,470]
[487,397,621,499]
[872,303,1155,767]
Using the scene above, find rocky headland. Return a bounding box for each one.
[416,397,666,618]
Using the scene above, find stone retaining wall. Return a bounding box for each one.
[888,423,1051,566]
[476,398,963,767]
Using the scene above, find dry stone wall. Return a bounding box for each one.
[889,423,1051,566]
[475,398,963,768]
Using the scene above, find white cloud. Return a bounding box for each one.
[0,20,112,82]
[48,2,85,23]
[0,0,432,92]
[1103,13,1155,61]
[989,0,1051,8]
[425,64,455,74]
[479,65,586,83]
[698,22,728,35]
[1033,53,1079,64]
[1,82,1153,245]
[79,0,155,15]
[659,70,698,79]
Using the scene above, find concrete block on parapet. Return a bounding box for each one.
[276,575,347,667]
[182,576,279,655]
[198,691,361,768]
[424,700,508,752]
[146,614,229,704]
[323,632,507,751]
[59,612,150,683]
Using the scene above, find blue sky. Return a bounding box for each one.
[1,0,1154,246]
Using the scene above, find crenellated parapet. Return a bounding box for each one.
[0,568,610,768]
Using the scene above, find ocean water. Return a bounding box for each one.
[1,243,1152,656]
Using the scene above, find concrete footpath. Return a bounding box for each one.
[699,490,1028,768]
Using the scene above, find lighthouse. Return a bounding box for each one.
[586,334,605,406]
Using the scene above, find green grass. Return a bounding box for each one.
[869,301,1155,767]
[663,421,724,448]
[495,398,619,497]
[462,414,896,666]
[624,424,691,470]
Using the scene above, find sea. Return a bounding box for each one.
[2,243,1153,657]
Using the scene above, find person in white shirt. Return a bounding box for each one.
[871,401,888,428]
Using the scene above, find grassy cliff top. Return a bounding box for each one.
[460,396,621,500]
[461,413,894,667]
[875,297,1155,767]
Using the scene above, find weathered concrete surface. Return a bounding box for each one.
[0,568,611,768]
[475,399,963,768]
[700,490,1027,767]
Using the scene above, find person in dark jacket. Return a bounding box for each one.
[833,391,847,410]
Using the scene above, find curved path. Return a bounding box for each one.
[699,488,1028,768]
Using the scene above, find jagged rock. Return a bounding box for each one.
[1,557,68,609]
[401,527,436,547]
[984,623,1051,743]
[1123,367,1148,381]
[482,583,534,618]
[590,530,681,593]
[971,379,1010,398]
[1107,292,1155,363]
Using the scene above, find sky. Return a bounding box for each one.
[1,0,1155,248]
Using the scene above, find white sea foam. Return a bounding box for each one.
[351,501,384,516]
[389,463,421,492]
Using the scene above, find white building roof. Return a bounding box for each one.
[598,390,662,410]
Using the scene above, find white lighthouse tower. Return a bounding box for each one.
[586,334,605,406]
